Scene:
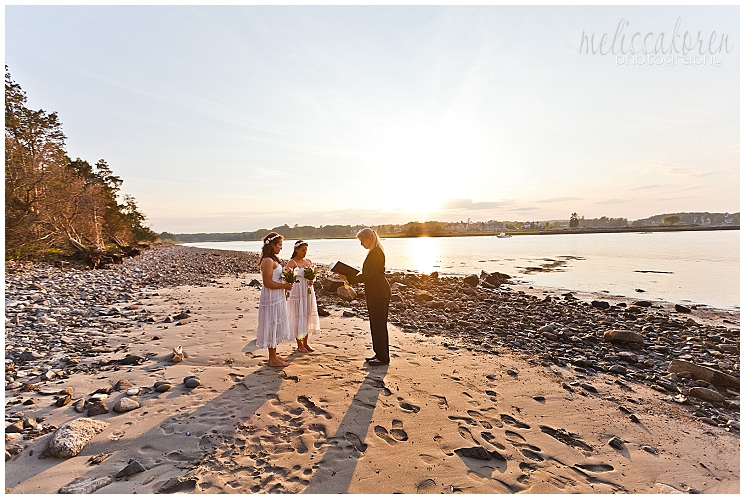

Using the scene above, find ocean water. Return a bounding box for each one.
[182,230,739,311]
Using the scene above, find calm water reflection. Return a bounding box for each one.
[184,231,739,310]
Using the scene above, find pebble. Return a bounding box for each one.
[113,397,140,413]
[55,394,72,407]
[154,382,172,393]
[608,436,624,449]
[126,388,141,396]
[5,422,24,434]
[115,459,146,478]
[609,365,627,375]
[3,246,739,440]
[86,401,109,417]
[641,445,658,455]
[114,379,134,391]
[184,377,201,389]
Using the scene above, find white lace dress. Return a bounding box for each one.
[287,261,322,340]
[257,263,294,349]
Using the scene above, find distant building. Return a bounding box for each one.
[393,226,403,233]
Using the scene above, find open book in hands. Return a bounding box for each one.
[329,261,360,279]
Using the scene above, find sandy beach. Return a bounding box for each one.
[4,247,740,494]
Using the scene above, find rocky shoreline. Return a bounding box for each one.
[5,245,740,463]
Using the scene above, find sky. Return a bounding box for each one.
[5,5,740,233]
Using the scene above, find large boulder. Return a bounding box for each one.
[58,476,113,494]
[337,286,357,302]
[463,274,480,287]
[667,359,739,389]
[603,329,644,344]
[322,278,346,293]
[483,271,511,287]
[688,387,725,403]
[46,418,110,458]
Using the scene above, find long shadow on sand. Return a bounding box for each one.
[303,365,390,494]
[6,363,286,493]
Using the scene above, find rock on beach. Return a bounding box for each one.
[45,418,110,458]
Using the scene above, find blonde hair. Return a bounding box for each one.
[356,228,384,253]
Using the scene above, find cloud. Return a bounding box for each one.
[502,206,540,212]
[626,184,660,191]
[595,198,629,205]
[442,199,513,210]
[533,196,582,203]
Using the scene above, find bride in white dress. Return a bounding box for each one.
[286,241,321,353]
[257,232,295,367]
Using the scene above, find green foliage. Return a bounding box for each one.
[569,213,580,228]
[5,67,156,259]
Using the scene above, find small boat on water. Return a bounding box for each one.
[496,233,511,238]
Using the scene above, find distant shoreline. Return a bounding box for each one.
[172,224,738,243]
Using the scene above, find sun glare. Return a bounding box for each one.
[377,125,476,215]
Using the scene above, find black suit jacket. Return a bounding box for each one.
[348,246,391,300]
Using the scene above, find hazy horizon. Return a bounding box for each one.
[6,5,739,233]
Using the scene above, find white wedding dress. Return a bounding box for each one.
[256,263,294,349]
[287,262,322,340]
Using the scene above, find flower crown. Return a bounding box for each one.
[294,240,308,248]
[263,234,281,245]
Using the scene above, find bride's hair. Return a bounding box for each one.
[259,232,283,266]
[291,240,308,260]
[356,228,384,253]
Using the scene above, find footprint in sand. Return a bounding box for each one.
[110,429,126,441]
[419,454,440,464]
[297,396,332,419]
[416,478,439,493]
[520,449,544,462]
[519,462,539,472]
[278,371,299,382]
[504,430,525,441]
[576,463,614,472]
[292,436,309,454]
[448,415,477,426]
[500,414,530,429]
[344,432,367,452]
[480,432,506,450]
[398,401,420,413]
[539,425,594,452]
[430,394,448,409]
[390,420,409,441]
[374,426,398,445]
[458,425,479,444]
[366,378,392,395]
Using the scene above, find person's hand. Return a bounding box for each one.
[284,282,294,291]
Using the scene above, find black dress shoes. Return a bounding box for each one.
[367,358,389,366]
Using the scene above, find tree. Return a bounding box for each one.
[5,67,156,260]
[662,215,681,226]
[569,213,580,228]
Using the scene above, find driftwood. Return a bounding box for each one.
[66,235,142,269]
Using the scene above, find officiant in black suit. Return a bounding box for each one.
[344,228,391,366]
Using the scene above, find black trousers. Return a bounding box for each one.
[366,283,391,363]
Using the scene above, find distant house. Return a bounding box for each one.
[444,223,468,232]
[393,226,403,233]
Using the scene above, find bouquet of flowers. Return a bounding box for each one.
[281,266,298,298]
[303,265,319,295]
